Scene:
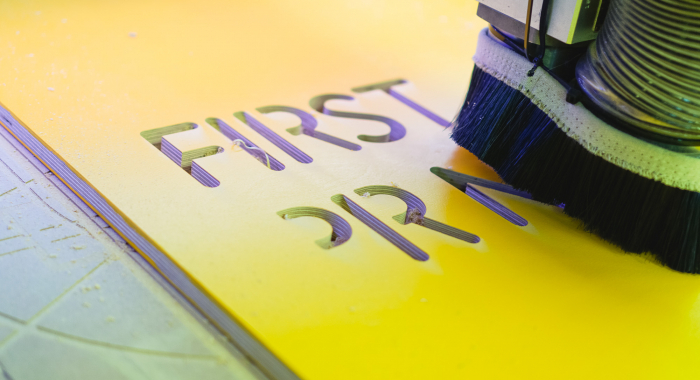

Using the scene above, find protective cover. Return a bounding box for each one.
[1,1,700,379]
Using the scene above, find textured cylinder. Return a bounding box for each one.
[576,0,700,143]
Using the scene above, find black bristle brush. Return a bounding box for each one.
[452,0,700,273]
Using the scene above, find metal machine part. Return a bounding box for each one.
[488,25,588,81]
[576,0,700,145]
[477,0,608,45]
[478,0,607,80]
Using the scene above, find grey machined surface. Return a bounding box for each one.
[0,122,265,380]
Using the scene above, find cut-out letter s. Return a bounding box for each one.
[309,94,406,143]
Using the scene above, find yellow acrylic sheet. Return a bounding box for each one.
[2,1,700,379]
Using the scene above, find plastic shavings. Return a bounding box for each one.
[232,139,270,169]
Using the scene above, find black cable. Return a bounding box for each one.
[527,0,551,77]
[492,25,582,103]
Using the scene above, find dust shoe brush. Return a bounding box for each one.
[452,0,700,273]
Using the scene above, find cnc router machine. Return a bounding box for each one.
[1,1,700,379]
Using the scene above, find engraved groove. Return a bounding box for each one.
[256,105,361,151]
[0,311,24,325]
[352,79,451,127]
[309,94,406,142]
[28,187,75,222]
[0,331,18,350]
[24,261,107,324]
[0,107,300,379]
[206,118,285,171]
[0,246,34,257]
[0,188,17,197]
[50,234,81,243]
[0,235,23,242]
[0,125,50,174]
[141,123,221,187]
[140,123,197,150]
[35,326,220,360]
[430,167,528,226]
[331,194,428,261]
[234,112,313,163]
[354,185,480,243]
[277,207,352,249]
[430,167,532,198]
[190,161,220,188]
